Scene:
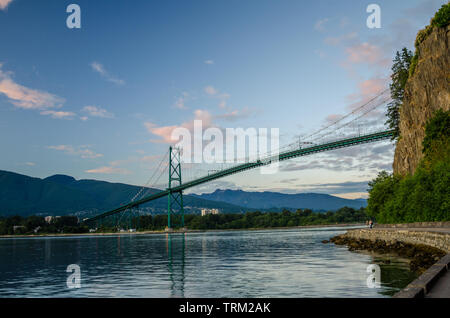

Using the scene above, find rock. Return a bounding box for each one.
[329,233,446,274]
[393,25,450,176]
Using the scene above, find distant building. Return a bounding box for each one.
[201,208,220,216]
[13,225,25,232]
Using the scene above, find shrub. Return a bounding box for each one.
[431,2,450,28]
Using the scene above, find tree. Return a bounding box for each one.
[366,171,397,220]
[386,48,413,140]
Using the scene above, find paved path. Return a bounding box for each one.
[425,269,450,298]
[374,226,450,234]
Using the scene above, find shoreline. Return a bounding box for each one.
[328,225,450,298]
[0,222,365,239]
[330,233,446,274]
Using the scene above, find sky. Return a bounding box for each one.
[0,0,446,199]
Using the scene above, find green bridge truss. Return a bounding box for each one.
[84,129,394,227]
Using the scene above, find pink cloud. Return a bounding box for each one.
[85,159,132,175]
[145,109,214,144]
[48,145,103,159]
[0,67,65,110]
[0,0,13,10]
[345,42,390,68]
[85,166,131,175]
[346,78,388,105]
[40,110,76,119]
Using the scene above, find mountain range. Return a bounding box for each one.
[192,189,366,211]
[0,170,247,217]
[0,170,366,217]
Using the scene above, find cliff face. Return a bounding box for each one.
[393,25,450,176]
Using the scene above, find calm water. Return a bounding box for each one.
[0,226,417,298]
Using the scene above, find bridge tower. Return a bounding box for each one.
[167,146,184,229]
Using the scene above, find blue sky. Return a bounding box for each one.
[0,0,446,199]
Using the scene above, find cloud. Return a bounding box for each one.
[144,104,256,144]
[0,65,65,110]
[24,162,35,166]
[85,159,132,175]
[314,50,327,59]
[297,181,371,194]
[204,85,231,108]
[174,92,190,110]
[339,17,349,28]
[279,140,395,174]
[0,0,13,10]
[314,18,329,32]
[187,180,241,195]
[48,145,103,159]
[42,111,76,120]
[145,109,213,144]
[90,62,125,85]
[324,32,358,46]
[204,86,218,96]
[345,42,390,68]
[40,110,76,119]
[215,107,255,122]
[204,60,215,65]
[82,105,114,118]
[85,166,131,175]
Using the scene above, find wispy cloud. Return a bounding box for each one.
[90,62,125,86]
[324,32,358,46]
[85,160,132,175]
[82,105,114,118]
[344,42,390,68]
[204,85,218,96]
[204,85,231,108]
[280,141,395,174]
[145,109,214,144]
[85,166,131,175]
[40,110,76,119]
[0,0,13,10]
[174,92,190,110]
[204,60,214,65]
[215,106,256,122]
[48,145,103,159]
[314,18,329,32]
[0,64,65,110]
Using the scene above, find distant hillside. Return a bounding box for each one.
[192,189,367,211]
[0,170,248,217]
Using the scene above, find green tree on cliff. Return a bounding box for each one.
[386,48,413,140]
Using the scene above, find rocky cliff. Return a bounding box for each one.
[393,24,450,176]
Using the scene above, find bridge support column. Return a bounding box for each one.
[167,146,184,229]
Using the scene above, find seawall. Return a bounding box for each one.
[342,228,450,253]
[331,223,450,298]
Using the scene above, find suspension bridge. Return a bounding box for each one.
[83,89,394,230]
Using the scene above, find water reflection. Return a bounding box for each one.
[0,228,418,298]
[166,233,186,297]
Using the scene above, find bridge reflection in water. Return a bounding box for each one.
[166,233,186,297]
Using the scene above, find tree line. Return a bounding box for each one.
[0,207,369,235]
